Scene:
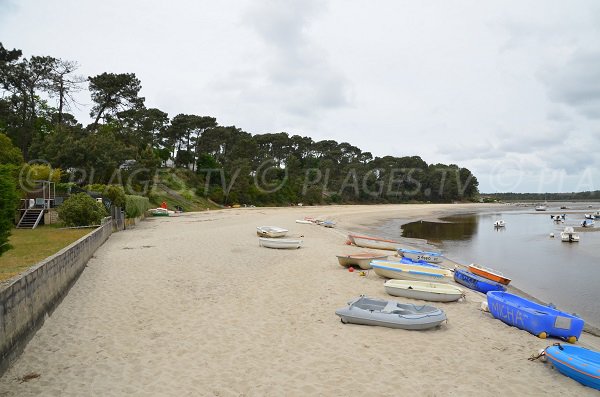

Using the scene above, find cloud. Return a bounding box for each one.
[543,51,600,118]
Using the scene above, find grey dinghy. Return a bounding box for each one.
[335,296,446,330]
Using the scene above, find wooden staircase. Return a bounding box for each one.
[17,209,44,229]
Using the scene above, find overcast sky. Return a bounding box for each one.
[1,0,599,193]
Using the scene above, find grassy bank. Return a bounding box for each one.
[0,226,92,282]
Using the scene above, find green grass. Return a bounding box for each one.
[0,226,92,282]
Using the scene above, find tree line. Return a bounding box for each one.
[0,42,479,206]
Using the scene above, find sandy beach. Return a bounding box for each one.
[1,204,599,396]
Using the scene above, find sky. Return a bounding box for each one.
[1,0,599,193]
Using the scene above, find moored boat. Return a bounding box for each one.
[487,291,584,342]
[535,204,548,211]
[347,234,402,251]
[336,252,388,269]
[256,226,289,238]
[335,296,447,330]
[371,260,452,282]
[560,226,580,242]
[384,279,464,302]
[398,248,443,263]
[468,264,511,285]
[544,344,600,390]
[258,237,302,249]
[581,219,595,227]
[493,220,506,227]
[453,268,506,294]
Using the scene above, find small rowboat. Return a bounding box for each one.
[468,264,511,285]
[258,238,302,249]
[544,344,600,390]
[347,234,402,251]
[320,220,336,228]
[398,248,443,264]
[384,280,464,302]
[336,253,388,269]
[453,268,506,294]
[335,296,447,330]
[295,220,313,224]
[256,226,288,238]
[371,260,452,282]
[493,220,506,227]
[487,291,584,342]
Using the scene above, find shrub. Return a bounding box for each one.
[58,193,107,227]
[125,195,151,218]
[0,165,19,256]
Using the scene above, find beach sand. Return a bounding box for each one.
[1,204,599,396]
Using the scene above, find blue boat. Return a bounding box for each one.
[399,257,441,268]
[453,268,506,294]
[545,344,600,390]
[398,248,443,263]
[487,291,584,342]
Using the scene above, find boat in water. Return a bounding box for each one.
[468,264,511,285]
[258,237,302,249]
[493,220,506,228]
[487,291,584,342]
[397,248,444,263]
[256,226,289,238]
[336,252,388,270]
[581,219,595,228]
[335,296,447,330]
[560,226,580,242]
[371,260,452,282]
[384,279,464,302]
[453,268,506,294]
[346,234,402,251]
[544,344,600,391]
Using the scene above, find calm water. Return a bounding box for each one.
[374,204,600,328]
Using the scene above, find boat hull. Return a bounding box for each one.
[335,296,446,330]
[347,234,401,251]
[468,264,511,285]
[336,253,388,269]
[487,291,584,341]
[371,260,452,283]
[453,268,506,294]
[398,249,443,264]
[256,226,288,238]
[545,345,600,391]
[258,238,302,249]
[384,280,464,302]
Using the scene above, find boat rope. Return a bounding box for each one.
[528,343,562,361]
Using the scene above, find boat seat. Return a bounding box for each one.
[382,302,399,313]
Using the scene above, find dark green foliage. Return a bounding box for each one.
[57,193,107,226]
[0,165,19,256]
[124,194,150,218]
[0,132,23,165]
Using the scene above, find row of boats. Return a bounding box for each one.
[256,218,337,249]
[334,233,598,391]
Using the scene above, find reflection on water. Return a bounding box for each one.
[376,206,600,328]
[402,216,479,242]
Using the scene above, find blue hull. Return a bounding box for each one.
[453,268,505,293]
[545,345,600,390]
[487,292,584,340]
[399,257,440,268]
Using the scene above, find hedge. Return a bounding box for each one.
[125,195,151,218]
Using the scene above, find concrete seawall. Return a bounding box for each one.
[0,221,112,371]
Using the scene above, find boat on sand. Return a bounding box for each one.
[336,253,388,269]
[371,260,452,282]
[398,248,443,263]
[544,344,600,390]
[384,279,464,302]
[453,268,506,294]
[468,264,511,285]
[258,238,302,249]
[335,296,447,330]
[346,234,402,251]
[256,226,288,238]
[487,291,584,342]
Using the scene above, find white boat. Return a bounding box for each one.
[585,214,594,220]
[384,280,465,302]
[371,260,452,282]
[336,253,388,269]
[295,220,313,224]
[493,220,506,227]
[397,248,444,263]
[256,226,288,238]
[535,204,547,211]
[149,208,175,216]
[560,227,579,242]
[258,237,302,249]
[347,234,402,251]
[581,219,595,228]
[594,211,600,219]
